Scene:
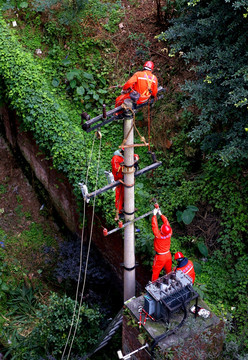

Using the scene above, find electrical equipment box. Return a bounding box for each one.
[144,271,198,323]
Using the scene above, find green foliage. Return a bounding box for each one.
[63,66,109,107]
[2,291,103,359]
[14,222,56,249]
[29,0,87,26]
[197,242,208,258]
[0,14,109,206]
[0,258,11,302]
[158,0,248,165]
[176,205,199,225]
[0,183,7,194]
[160,0,187,23]
[128,32,151,61]
[83,0,123,33]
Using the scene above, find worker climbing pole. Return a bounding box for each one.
[80,61,165,302]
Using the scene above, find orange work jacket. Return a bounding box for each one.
[152,215,172,254]
[175,259,195,284]
[122,70,158,104]
[111,154,124,181]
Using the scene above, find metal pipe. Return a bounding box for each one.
[82,105,123,130]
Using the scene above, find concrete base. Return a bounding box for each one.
[123,295,224,359]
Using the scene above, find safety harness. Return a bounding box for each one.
[140,72,155,97]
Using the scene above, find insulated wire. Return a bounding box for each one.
[66,133,102,360]
[61,134,96,360]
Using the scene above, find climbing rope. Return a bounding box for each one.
[61,131,101,360]
[148,98,151,151]
[120,104,147,148]
[66,131,102,360]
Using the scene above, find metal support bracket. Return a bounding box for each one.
[81,87,166,133]
[120,262,139,271]
[82,161,162,201]
[122,165,135,174]
[78,183,90,203]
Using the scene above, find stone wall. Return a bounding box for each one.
[1,105,80,234]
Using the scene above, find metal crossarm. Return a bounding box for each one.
[81,87,166,133]
[84,161,162,200]
[103,209,154,236]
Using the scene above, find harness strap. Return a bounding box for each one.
[119,179,135,188]
[140,73,155,97]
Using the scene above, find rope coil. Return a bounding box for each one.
[120,104,148,148]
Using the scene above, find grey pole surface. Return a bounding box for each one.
[123,99,136,301]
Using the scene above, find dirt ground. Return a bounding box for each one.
[0,136,61,237]
[0,135,66,291]
[0,136,41,233]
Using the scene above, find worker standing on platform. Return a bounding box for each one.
[111,149,139,221]
[174,252,196,284]
[115,61,158,109]
[151,207,172,281]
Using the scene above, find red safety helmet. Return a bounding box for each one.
[174,252,184,260]
[143,61,154,71]
[161,224,171,236]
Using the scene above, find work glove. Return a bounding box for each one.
[153,208,158,216]
[158,209,162,216]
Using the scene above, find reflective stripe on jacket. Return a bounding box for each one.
[122,70,158,103]
[176,260,195,284]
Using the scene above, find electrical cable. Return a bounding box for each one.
[66,132,102,360]
[61,133,96,360]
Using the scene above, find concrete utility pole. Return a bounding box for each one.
[123,99,136,301]
[81,89,164,302]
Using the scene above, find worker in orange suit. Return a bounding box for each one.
[115,61,158,109]
[111,149,139,220]
[174,252,195,284]
[111,149,125,220]
[151,207,172,281]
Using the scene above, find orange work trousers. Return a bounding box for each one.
[152,252,172,281]
[115,184,124,212]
